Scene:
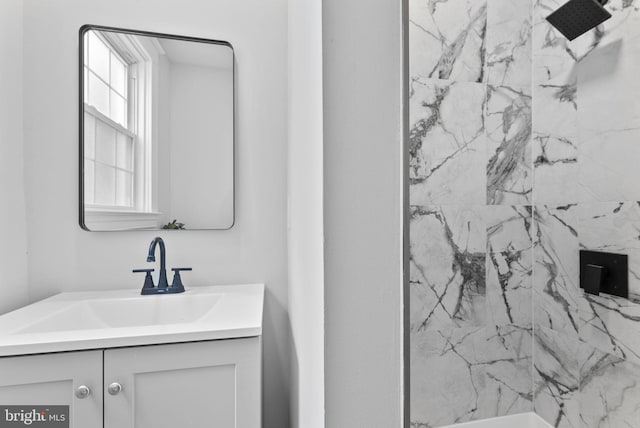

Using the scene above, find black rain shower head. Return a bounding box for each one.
[546,0,612,41]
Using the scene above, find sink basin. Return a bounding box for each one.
[17,294,222,334]
[90,294,222,328]
[0,284,264,356]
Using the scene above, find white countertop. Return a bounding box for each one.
[0,284,264,357]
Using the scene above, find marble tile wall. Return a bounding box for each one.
[409,0,534,425]
[410,0,640,427]
[532,1,640,427]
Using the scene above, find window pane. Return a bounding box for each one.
[116,170,133,207]
[83,67,88,100]
[88,72,110,117]
[110,91,126,127]
[84,112,96,159]
[84,160,95,204]
[95,121,116,166]
[110,54,127,97]
[95,163,115,205]
[88,32,110,82]
[116,133,132,170]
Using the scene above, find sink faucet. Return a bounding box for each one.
[147,237,169,289]
[133,237,192,295]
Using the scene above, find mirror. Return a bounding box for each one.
[79,25,234,231]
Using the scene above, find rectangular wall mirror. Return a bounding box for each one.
[79,25,234,231]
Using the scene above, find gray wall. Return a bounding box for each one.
[0,0,29,315]
[323,0,405,425]
[287,0,325,426]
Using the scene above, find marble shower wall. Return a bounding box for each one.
[409,0,534,425]
[410,0,640,427]
[532,1,640,427]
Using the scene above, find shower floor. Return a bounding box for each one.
[439,413,552,428]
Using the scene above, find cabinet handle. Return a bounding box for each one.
[108,382,122,396]
[75,385,91,399]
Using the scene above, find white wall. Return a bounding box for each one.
[169,63,233,228]
[156,52,172,224]
[21,1,289,427]
[0,0,29,315]
[323,0,405,426]
[287,0,325,426]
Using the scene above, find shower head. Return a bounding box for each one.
[546,0,612,41]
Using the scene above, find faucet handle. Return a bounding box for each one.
[170,268,192,292]
[133,268,155,292]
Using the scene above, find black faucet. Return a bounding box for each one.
[133,237,191,295]
[147,237,169,289]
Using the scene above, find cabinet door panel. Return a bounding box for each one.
[104,338,261,428]
[0,351,103,428]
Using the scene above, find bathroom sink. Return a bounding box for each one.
[17,294,222,334]
[0,284,264,356]
[90,294,222,327]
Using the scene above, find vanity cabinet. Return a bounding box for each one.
[0,350,103,428]
[105,338,261,428]
[0,338,261,428]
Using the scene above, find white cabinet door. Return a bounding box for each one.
[104,338,261,428]
[0,350,103,428]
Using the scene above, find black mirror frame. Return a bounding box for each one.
[78,24,236,231]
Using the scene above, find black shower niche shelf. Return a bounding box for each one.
[579,250,628,299]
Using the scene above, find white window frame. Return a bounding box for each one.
[83,104,136,210]
[83,30,162,230]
